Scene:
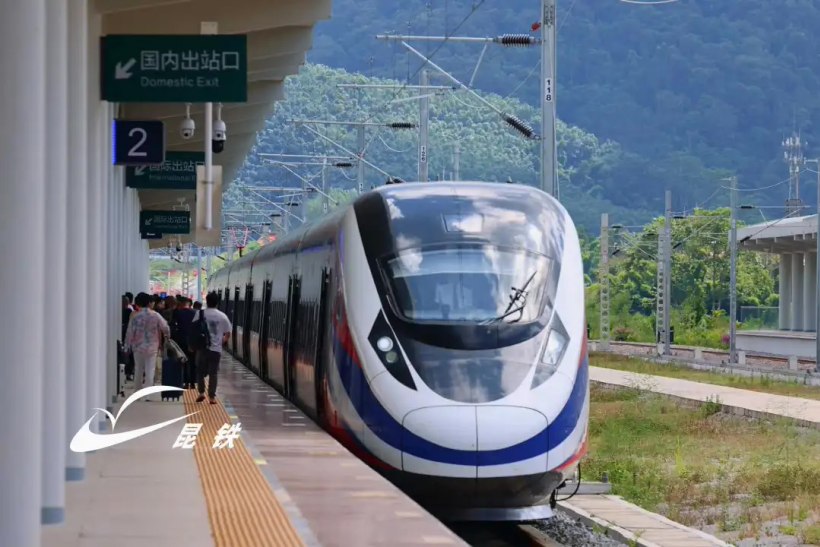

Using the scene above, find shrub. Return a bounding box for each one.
[613,326,634,341]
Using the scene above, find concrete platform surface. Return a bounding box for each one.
[43,397,214,547]
[590,366,820,425]
[560,495,729,547]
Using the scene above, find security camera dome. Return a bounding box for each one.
[179,117,195,139]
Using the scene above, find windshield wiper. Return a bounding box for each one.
[479,269,538,326]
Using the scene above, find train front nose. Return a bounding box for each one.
[400,406,549,476]
[395,406,556,516]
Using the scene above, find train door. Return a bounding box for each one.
[313,268,331,423]
[283,274,301,399]
[259,279,272,382]
[232,286,240,354]
[243,284,253,365]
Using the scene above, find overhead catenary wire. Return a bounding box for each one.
[359,0,488,126]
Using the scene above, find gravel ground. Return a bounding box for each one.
[534,511,626,546]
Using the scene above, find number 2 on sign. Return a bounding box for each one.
[128,127,148,157]
[545,78,553,103]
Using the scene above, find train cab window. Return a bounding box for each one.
[382,245,553,325]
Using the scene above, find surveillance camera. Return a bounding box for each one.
[179,117,195,140]
[212,119,226,154]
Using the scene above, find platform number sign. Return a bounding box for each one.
[113,120,166,166]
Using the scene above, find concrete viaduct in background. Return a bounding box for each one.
[0,1,331,545]
[738,215,819,360]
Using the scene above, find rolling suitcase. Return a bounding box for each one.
[160,357,184,401]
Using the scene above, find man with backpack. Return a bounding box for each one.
[189,291,231,404]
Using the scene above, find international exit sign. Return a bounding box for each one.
[140,210,190,234]
[100,34,247,103]
[126,151,204,190]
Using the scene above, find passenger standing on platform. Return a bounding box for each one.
[161,295,176,323]
[196,292,232,404]
[124,292,171,401]
[172,296,197,389]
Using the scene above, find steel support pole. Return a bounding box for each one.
[205,102,213,229]
[729,178,738,365]
[65,0,88,482]
[816,165,820,370]
[600,213,610,350]
[197,246,202,300]
[357,125,365,193]
[206,251,212,294]
[419,69,429,182]
[202,23,216,230]
[663,190,672,355]
[454,141,460,181]
[0,0,46,543]
[541,0,557,197]
[322,158,329,215]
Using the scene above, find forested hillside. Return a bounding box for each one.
[232,64,731,232]
[306,0,820,210]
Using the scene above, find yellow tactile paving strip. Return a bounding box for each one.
[183,387,305,547]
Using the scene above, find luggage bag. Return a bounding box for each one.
[160,357,184,401]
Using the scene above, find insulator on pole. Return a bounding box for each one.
[503,114,536,139]
[498,34,537,46]
[387,122,417,129]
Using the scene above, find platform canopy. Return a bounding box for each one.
[102,0,332,245]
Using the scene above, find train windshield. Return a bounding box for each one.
[383,245,554,324]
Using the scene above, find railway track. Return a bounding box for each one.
[447,522,564,547]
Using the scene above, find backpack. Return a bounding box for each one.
[188,310,211,351]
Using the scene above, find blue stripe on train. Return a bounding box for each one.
[330,328,588,467]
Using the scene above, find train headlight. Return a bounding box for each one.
[377,336,394,352]
[532,315,569,388]
[368,312,416,390]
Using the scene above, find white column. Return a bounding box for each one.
[42,0,68,525]
[806,252,817,332]
[86,9,104,430]
[66,0,89,481]
[780,253,792,330]
[0,1,46,544]
[792,253,804,331]
[107,103,117,409]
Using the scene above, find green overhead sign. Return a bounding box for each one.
[126,151,204,190]
[101,34,247,102]
[140,210,190,234]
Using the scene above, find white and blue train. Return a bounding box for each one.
[208,181,589,521]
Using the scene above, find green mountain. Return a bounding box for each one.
[232,64,731,232]
[305,0,820,211]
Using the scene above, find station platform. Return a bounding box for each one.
[590,366,820,427]
[559,495,729,547]
[45,355,466,547]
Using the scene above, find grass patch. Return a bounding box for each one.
[801,523,820,544]
[584,384,820,543]
[591,353,820,401]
